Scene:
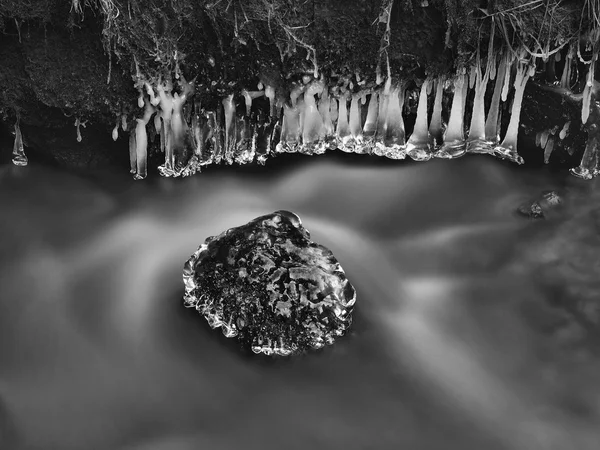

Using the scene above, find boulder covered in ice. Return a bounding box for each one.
[182,210,356,356]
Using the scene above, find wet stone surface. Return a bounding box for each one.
[517,190,563,219]
[182,210,356,356]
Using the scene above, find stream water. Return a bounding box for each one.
[1,153,600,450]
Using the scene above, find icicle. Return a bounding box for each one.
[11,118,27,166]
[362,92,379,153]
[348,93,364,153]
[335,91,352,152]
[133,98,156,180]
[428,77,444,147]
[180,74,197,101]
[255,118,273,165]
[233,114,256,164]
[265,85,276,117]
[145,82,160,106]
[195,110,213,165]
[302,80,326,154]
[156,78,175,173]
[74,118,87,143]
[112,120,119,141]
[128,131,137,174]
[489,55,497,81]
[290,83,305,108]
[329,95,338,127]
[436,74,467,159]
[540,130,550,149]
[582,55,596,125]
[121,114,128,131]
[137,89,144,108]
[207,110,224,165]
[406,78,432,161]
[571,134,600,180]
[168,90,194,173]
[153,114,162,136]
[469,65,477,89]
[543,137,554,164]
[383,83,406,159]
[318,88,335,150]
[467,56,492,154]
[242,89,264,116]
[277,99,303,154]
[559,121,570,140]
[494,59,530,165]
[560,45,574,90]
[220,94,237,164]
[501,54,513,102]
[485,53,508,144]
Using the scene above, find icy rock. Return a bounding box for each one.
[182,211,356,356]
[517,191,563,219]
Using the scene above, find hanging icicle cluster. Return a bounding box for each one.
[115,16,599,182]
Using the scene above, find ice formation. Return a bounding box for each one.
[436,74,467,159]
[383,83,407,159]
[405,78,432,161]
[428,77,445,147]
[182,210,356,356]
[485,53,509,145]
[493,58,531,165]
[115,38,598,182]
[11,118,27,166]
[133,97,156,180]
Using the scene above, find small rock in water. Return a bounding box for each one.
[517,190,563,219]
[182,211,356,356]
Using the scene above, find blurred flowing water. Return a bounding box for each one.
[1,153,600,450]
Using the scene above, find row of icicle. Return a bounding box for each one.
[114,51,535,181]
[8,45,598,179]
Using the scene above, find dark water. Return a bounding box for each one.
[1,154,600,450]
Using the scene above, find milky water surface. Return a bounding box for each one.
[1,154,599,450]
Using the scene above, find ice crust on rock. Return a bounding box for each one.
[182,210,356,356]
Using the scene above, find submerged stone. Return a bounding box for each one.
[517,190,563,219]
[182,211,356,356]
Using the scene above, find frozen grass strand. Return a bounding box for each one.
[406,78,432,161]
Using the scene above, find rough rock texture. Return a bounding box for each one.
[182,210,356,356]
[517,190,563,219]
